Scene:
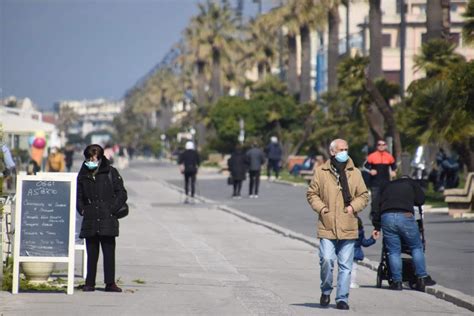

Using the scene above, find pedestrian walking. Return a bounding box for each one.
[307,138,369,310]
[45,146,65,172]
[265,136,282,180]
[76,144,128,292]
[1,142,17,189]
[364,139,397,219]
[246,142,265,198]
[178,141,200,203]
[372,176,436,291]
[351,216,378,288]
[228,145,247,199]
[64,144,75,172]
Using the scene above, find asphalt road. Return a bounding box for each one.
[156,161,474,297]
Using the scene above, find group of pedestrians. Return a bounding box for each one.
[74,138,439,306]
[177,137,283,201]
[307,138,435,310]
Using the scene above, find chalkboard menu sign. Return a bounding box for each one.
[20,180,71,257]
[13,173,77,294]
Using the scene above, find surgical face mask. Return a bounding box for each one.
[85,160,99,170]
[335,151,349,163]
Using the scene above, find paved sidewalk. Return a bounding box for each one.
[0,165,471,315]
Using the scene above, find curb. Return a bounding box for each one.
[162,179,474,312]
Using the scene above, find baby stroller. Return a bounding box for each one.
[376,206,425,289]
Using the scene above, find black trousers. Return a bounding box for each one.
[370,186,381,219]
[233,180,242,196]
[85,235,116,286]
[267,159,280,179]
[184,172,197,197]
[248,170,261,195]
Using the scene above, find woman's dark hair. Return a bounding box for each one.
[83,144,104,159]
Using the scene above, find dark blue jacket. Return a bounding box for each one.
[354,226,376,261]
[265,143,282,160]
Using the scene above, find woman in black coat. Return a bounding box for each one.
[76,144,127,292]
[227,146,247,198]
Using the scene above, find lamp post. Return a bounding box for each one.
[399,0,406,101]
[238,118,245,144]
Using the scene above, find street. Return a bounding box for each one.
[0,159,472,315]
[164,161,474,298]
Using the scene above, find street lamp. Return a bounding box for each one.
[238,118,245,144]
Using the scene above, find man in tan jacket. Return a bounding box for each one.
[307,139,368,310]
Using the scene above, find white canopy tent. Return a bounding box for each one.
[0,107,57,150]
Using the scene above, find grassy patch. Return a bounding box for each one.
[278,170,308,184]
[424,186,447,208]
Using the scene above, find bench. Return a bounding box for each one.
[444,172,474,218]
[299,170,314,182]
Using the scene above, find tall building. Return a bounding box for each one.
[56,99,124,139]
[314,0,473,96]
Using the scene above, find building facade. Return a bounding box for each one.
[56,99,124,139]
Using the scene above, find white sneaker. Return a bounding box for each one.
[249,195,254,198]
[254,195,259,198]
[350,283,359,289]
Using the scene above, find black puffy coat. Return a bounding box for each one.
[76,158,128,238]
[228,151,247,181]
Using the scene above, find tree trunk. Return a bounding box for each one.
[211,47,222,103]
[456,138,474,172]
[426,0,451,41]
[287,34,300,97]
[257,62,265,81]
[368,0,385,147]
[300,24,312,103]
[196,60,207,106]
[327,4,340,90]
[365,77,402,162]
[369,0,382,79]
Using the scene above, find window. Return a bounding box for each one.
[382,34,392,48]
[384,71,400,84]
[449,33,460,46]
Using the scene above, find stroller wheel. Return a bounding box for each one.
[376,265,383,288]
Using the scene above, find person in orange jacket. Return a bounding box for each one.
[364,140,397,220]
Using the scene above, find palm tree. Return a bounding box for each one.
[367,0,385,145]
[262,4,300,97]
[462,0,474,45]
[244,17,279,81]
[426,0,450,41]
[413,39,465,78]
[189,1,240,103]
[292,0,326,103]
[182,26,211,106]
[327,0,341,90]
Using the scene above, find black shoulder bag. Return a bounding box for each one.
[108,169,129,219]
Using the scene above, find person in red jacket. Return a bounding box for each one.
[364,140,397,219]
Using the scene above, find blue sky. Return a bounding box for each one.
[0,0,266,110]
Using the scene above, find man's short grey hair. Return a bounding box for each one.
[329,139,348,154]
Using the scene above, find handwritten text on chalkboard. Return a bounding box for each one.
[20,181,71,257]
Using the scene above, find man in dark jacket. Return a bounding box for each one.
[372,176,436,291]
[77,144,127,292]
[265,136,282,180]
[246,142,265,198]
[178,141,200,203]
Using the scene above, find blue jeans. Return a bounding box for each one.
[381,212,427,282]
[319,239,355,303]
